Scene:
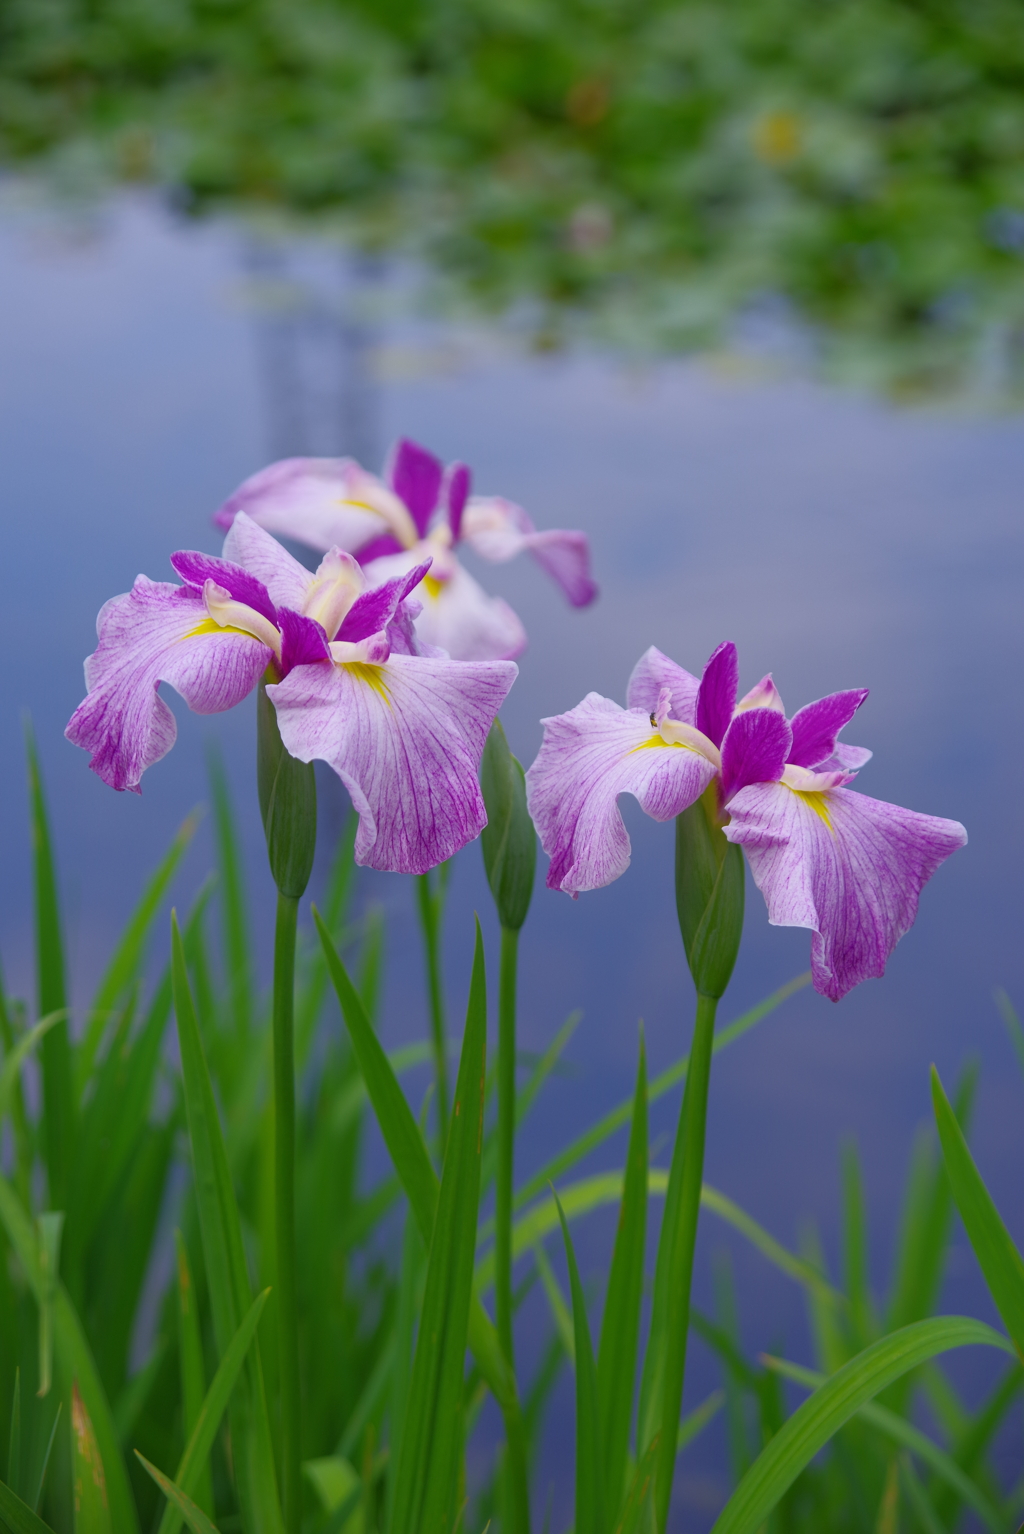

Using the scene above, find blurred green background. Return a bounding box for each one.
[3,0,1024,396]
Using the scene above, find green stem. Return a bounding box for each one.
[273,892,301,1534]
[495,926,518,1368]
[416,870,449,1144]
[654,992,717,1534]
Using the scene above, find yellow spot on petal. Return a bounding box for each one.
[422,574,445,600]
[343,662,392,703]
[630,733,698,755]
[790,787,834,831]
[180,619,257,642]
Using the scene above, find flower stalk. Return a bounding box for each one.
[416,866,450,1145]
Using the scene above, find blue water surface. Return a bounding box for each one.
[1,193,1022,1528]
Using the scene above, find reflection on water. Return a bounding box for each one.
[2,195,1023,1527]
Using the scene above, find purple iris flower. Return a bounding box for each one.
[213,437,598,663]
[525,642,966,1001]
[66,513,517,875]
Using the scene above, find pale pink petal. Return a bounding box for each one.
[723,782,967,1001]
[214,457,411,551]
[222,511,313,613]
[365,549,526,661]
[66,577,269,792]
[268,654,517,874]
[626,646,701,725]
[525,693,718,896]
[460,497,597,607]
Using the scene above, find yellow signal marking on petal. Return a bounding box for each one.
[343,663,392,703]
[180,619,257,642]
[422,574,444,600]
[789,787,834,831]
[629,733,698,754]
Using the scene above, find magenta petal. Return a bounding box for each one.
[355,533,405,565]
[446,462,471,542]
[337,561,432,644]
[524,530,598,608]
[268,653,517,873]
[720,708,793,802]
[788,689,870,769]
[387,438,444,537]
[696,642,739,747]
[279,608,330,673]
[525,694,718,896]
[65,577,269,792]
[626,647,701,726]
[170,550,277,626]
[723,782,967,1001]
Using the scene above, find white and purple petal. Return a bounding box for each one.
[66,576,270,793]
[215,457,416,553]
[723,782,967,1001]
[366,549,526,661]
[222,511,315,613]
[525,694,719,896]
[626,646,701,725]
[337,561,432,645]
[170,550,278,626]
[268,654,517,874]
[459,497,598,607]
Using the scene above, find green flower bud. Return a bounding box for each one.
[675,783,744,999]
[257,676,317,899]
[480,719,536,931]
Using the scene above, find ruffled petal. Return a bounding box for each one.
[720,708,792,802]
[268,654,517,874]
[626,646,701,725]
[459,497,597,607]
[365,550,526,661]
[788,689,870,769]
[222,512,313,613]
[723,782,967,1001]
[66,577,269,792]
[215,457,418,552]
[525,693,719,896]
[696,642,739,747]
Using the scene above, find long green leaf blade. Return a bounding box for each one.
[596,1031,647,1514]
[25,724,74,1213]
[71,1383,112,1534]
[0,1478,55,1534]
[931,1065,1024,1357]
[555,1193,605,1534]
[175,1234,213,1519]
[710,1317,1014,1534]
[389,921,488,1534]
[137,1456,219,1534]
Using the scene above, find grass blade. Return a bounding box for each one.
[175,1233,213,1519]
[995,989,1024,1082]
[208,746,252,1050]
[710,1317,1014,1534]
[0,1180,138,1534]
[137,1455,219,1534]
[30,1405,61,1515]
[931,1064,1024,1356]
[596,1030,647,1513]
[614,1433,660,1534]
[157,1291,270,1534]
[171,913,282,1534]
[71,1382,112,1534]
[0,1478,55,1534]
[763,1354,1005,1532]
[389,920,488,1534]
[25,723,74,1214]
[516,974,810,1211]
[534,1244,574,1364]
[7,1370,20,1499]
[555,1192,605,1534]
[78,811,199,1093]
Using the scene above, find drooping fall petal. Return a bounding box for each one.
[723,781,967,1001]
[268,654,517,874]
[525,693,718,896]
[365,550,527,660]
[459,497,598,607]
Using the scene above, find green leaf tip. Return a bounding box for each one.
[480,719,536,931]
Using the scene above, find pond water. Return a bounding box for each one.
[2,192,1022,1527]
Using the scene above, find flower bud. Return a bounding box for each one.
[675,784,744,999]
[257,676,317,899]
[480,719,536,931]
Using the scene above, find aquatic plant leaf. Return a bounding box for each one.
[389,922,487,1534]
[555,1193,605,1534]
[710,1317,1014,1534]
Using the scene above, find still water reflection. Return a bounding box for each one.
[1,195,1022,1527]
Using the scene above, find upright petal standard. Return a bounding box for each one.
[527,642,966,999]
[66,513,517,873]
[214,437,598,661]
